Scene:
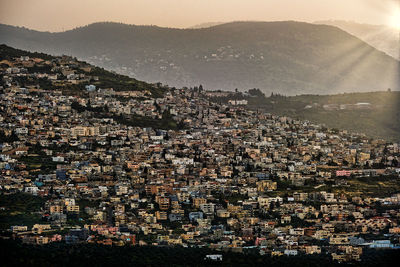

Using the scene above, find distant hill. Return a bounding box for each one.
[315,20,399,60]
[0,21,399,95]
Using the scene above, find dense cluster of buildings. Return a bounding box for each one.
[1,54,400,262]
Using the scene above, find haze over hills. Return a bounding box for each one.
[315,20,400,60]
[0,21,399,95]
[188,22,225,29]
[190,20,400,61]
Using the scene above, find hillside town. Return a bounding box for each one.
[1,50,400,263]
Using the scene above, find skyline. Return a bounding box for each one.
[0,0,399,32]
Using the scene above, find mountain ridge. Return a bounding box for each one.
[0,21,398,95]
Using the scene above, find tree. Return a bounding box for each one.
[248,88,265,98]
[177,119,186,129]
[0,130,19,143]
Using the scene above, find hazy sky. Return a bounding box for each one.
[0,0,399,32]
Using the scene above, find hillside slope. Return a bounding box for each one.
[0,44,164,97]
[0,21,399,95]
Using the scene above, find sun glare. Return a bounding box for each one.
[389,8,400,29]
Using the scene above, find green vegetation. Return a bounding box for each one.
[77,199,100,209]
[1,238,400,266]
[331,176,400,198]
[257,91,400,141]
[88,67,164,98]
[19,154,57,173]
[268,175,400,198]
[71,101,180,130]
[212,91,400,141]
[0,44,53,61]
[215,193,247,205]
[0,130,19,143]
[0,193,45,230]
[0,239,333,267]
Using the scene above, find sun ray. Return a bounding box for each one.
[389,8,400,29]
